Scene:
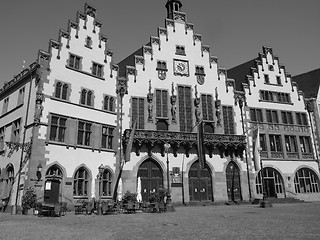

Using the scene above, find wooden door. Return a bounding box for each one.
[44,180,60,204]
[226,162,242,202]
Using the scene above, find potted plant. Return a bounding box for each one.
[21,186,37,215]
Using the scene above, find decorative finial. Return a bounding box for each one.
[215,87,218,100]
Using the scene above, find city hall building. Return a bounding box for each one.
[0,1,319,212]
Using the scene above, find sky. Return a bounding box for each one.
[0,0,319,86]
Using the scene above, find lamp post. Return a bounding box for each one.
[164,143,171,206]
[97,164,105,215]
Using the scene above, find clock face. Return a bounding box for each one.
[174,60,189,76]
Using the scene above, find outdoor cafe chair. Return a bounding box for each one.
[85,201,94,215]
[101,202,109,215]
[60,202,67,216]
[52,203,61,217]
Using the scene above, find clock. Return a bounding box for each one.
[174,60,189,76]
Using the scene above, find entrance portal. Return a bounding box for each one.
[188,161,213,202]
[137,159,163,202]
[256,167,284,198]
[44,165,63,204]
[226,161,242,202]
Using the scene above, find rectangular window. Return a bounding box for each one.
[17,87,25,105]
[276,76,281,85]
[296,112,308,126]
[92,62,103,77]
[201,94,214,121]
[77,121,92,146]
[266,110,279,123]
[156,61,167,70]
[260,134,267,151]
[223,106,235,134]
[176,45,185,55]
[281,111,293,124]
[299,136,312,153]
[68,54,81,69]
[101,126,114,149]
[264,74,270,84]
[195,66,205,75]
[285,135,298,153]
[80,89,93,107]
[260,90,291,103]
[178,86,192,132]
[2,97,9,115]
[11,119,21,142]
[155,89,168,118]
[269,134,282,152]
[103,95,115,112]
[132,97,145,129]
[250,108,263,122]
[49,115,67,142]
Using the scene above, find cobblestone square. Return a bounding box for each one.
[1,202,320,240]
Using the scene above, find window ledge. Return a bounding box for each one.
[66,65,105,80]
[264,82,283,87]
[175,53,186,56]
[259,99,293,105]
[156,68,168,72]
[0,103,23,119]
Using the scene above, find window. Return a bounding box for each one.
[176,45,185,55]
[85,36,92,48]
[155,89,168,118]
[101,126,114,149]
[264,74,270,84]
[299,136,312,153]
[201,94,214,121]
[132,97,145,130]
[77,121,92,146]
[50,115,67,142]
[11,119,21,142]
[294,168,319,193]
[73,167,89,197]
[2,97,9,115]
[223,106,235,134]
[285,135,298,153]
[250,108,263,122]
[92,63,103,77]
[55,82,69,100]
[296,112,308,126]
[269,134,282,152]
[68,54,81,69]
[266,110,279,123]
[260,90,291,103]
[178,86,192,132]
[276,76,281,85]
[46,165,63,177]
[156,119,168,131]
[156,61,167,70]
[256,167,284,195]
[281,111,293,124]
[101,169,113,196]
[103,95,114,112]
[259,134,267,151]
[195,66,205,75]
[0,127,5,152]
[268,65,274,71]
[17,87,25,105]
[80,89,93,106]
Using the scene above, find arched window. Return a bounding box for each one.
[87,91,92,106]
[109,97,114,112]
[62,84,68,100]
[256,167,284,197]
[73,167,89,197]
[55,82,62,98]
[101,169,112,196]
[294,168,319,193]
[81,89,87,105]
[46,165,63,178]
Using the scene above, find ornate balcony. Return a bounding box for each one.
[123,129,246,158]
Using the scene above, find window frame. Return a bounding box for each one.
[77,121,92,146]
[68,53,82,70]
[73,167,89,197]
[101,125,114,149]
[49,115,67,143]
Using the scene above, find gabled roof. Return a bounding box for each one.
[227,58,258,91]
[293,68,320,98]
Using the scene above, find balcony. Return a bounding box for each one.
[123,129,246,158]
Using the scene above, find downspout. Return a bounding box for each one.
[13,69,34,214]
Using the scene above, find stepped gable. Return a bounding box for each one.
[36,3,117,74]
[293,68,320,98]
[117,1,220,79]
[228,46,299,95]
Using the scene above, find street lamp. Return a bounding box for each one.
[164,143,172,208]
[97,164,105,215]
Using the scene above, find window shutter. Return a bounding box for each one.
[93,123,101,150]
[67,118,77,147]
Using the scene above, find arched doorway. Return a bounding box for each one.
[226,161,242,202]
[44,165,63,204]
[256,167,284,198]
[188,161,213,202]
[137,159,163,202]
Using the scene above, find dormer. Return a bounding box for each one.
[165,0,183,19]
